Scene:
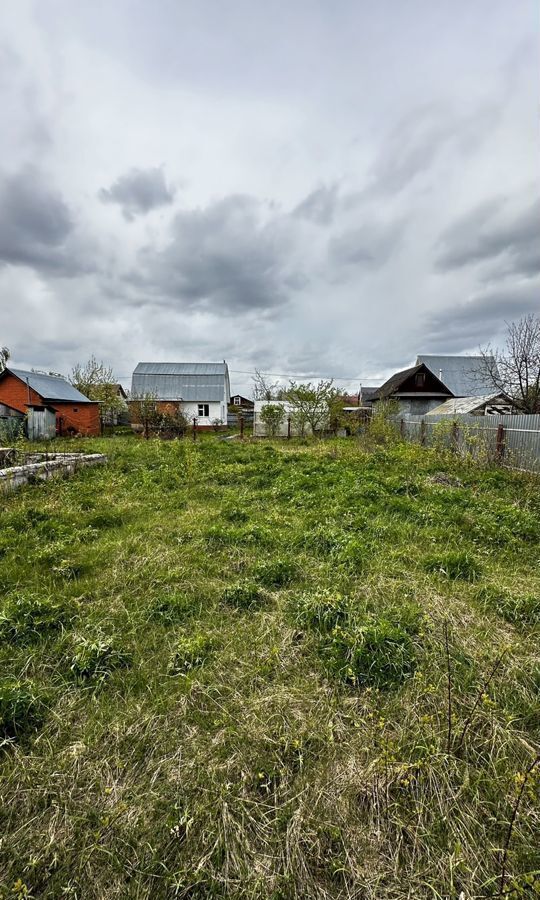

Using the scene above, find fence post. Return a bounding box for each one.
[239,415,244,440]
[452,421,459,453]
[287,417,291,440]
[420,419,426,446]
[400,418,405,437]
[192,417,198,441]
[496,423,505,461]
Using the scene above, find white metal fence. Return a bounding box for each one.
[399,413,540,473]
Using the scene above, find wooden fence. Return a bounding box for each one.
[399,413,540,474]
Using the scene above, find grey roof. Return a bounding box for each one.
[132,361,229,402]
[7,368,93,403]
[426,394,507,415]
[416,355,496,397]
[133,362,227,376]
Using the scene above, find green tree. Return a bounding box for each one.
[284,380,337,436]
[70,355,124,427]
[260,403,286,436]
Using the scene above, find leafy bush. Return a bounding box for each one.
[475,585,540,626]
[222,582,265,610]
[0,680,49,738]
[323,618,418,688]
[289,590,351,632]
[0,593,73,643]
[147,593,197,624]
[171,632,214,674]
[254,558,297,588]
[424,551,482,582]
[70,637,132,681]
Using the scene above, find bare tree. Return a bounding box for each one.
[0,346,10,372]
[481,315,540,413]
[251,369,280,401]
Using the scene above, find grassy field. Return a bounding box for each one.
[1,434,539,899]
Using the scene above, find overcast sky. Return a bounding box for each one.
[1,1,538,395]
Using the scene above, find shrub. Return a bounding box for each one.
[171,633,214,674]
[424,550,482,582]
[0,593,73,644]
[0,680,49,739]
[70,637,132,681]
[147,593,197,624]
[289,590,351,632]
[254,558,297,588]
[222,582,265,610]
[323,619,417,688]
[475,585,540,626]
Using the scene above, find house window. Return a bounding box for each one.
[198,403,210,417]
[73,407,79,412]
[233,396,241,405]
[415,373,425,388]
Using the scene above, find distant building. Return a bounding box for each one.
[371,363,452,417]
[131,362,230,429]
[229,394,255,411]
[416,355,496,397]
[426,394,518,417]
[0,368,100,436]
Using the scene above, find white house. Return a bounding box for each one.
[131,362,230,429]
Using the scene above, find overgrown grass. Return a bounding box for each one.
[0,433,539,898]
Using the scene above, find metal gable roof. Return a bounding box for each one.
[416,355,496,397]
[7,368,93,403]
[133,362,227,376]
[131,361,229,402]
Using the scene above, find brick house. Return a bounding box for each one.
[0,367,100,436]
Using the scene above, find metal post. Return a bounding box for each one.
[192,417,197,441]
[420,419,426,446]
[452,421,459,452]
[287,416,291,440]
[239,415,244,439]
[400,418,405,437]
[496,423,505,460]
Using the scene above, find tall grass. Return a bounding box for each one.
[0,434,538,898]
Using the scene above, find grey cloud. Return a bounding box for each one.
[0,166,75,271]
[426,280,540,351]
[435,196,540,278]
[100,167,175,220]
[368,102,498,196]
[134,194,303,314]
[328,220,403,270]
[293,185,339,225]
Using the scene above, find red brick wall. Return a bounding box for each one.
[0,371,101,437]
[55,403,101,436]
[0,370,43,411]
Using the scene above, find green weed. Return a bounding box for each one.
[171,632,214,674]
[424,550,482,581]
[0,680,49,739]
[0,593,73,643]
[221,581,265,609]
